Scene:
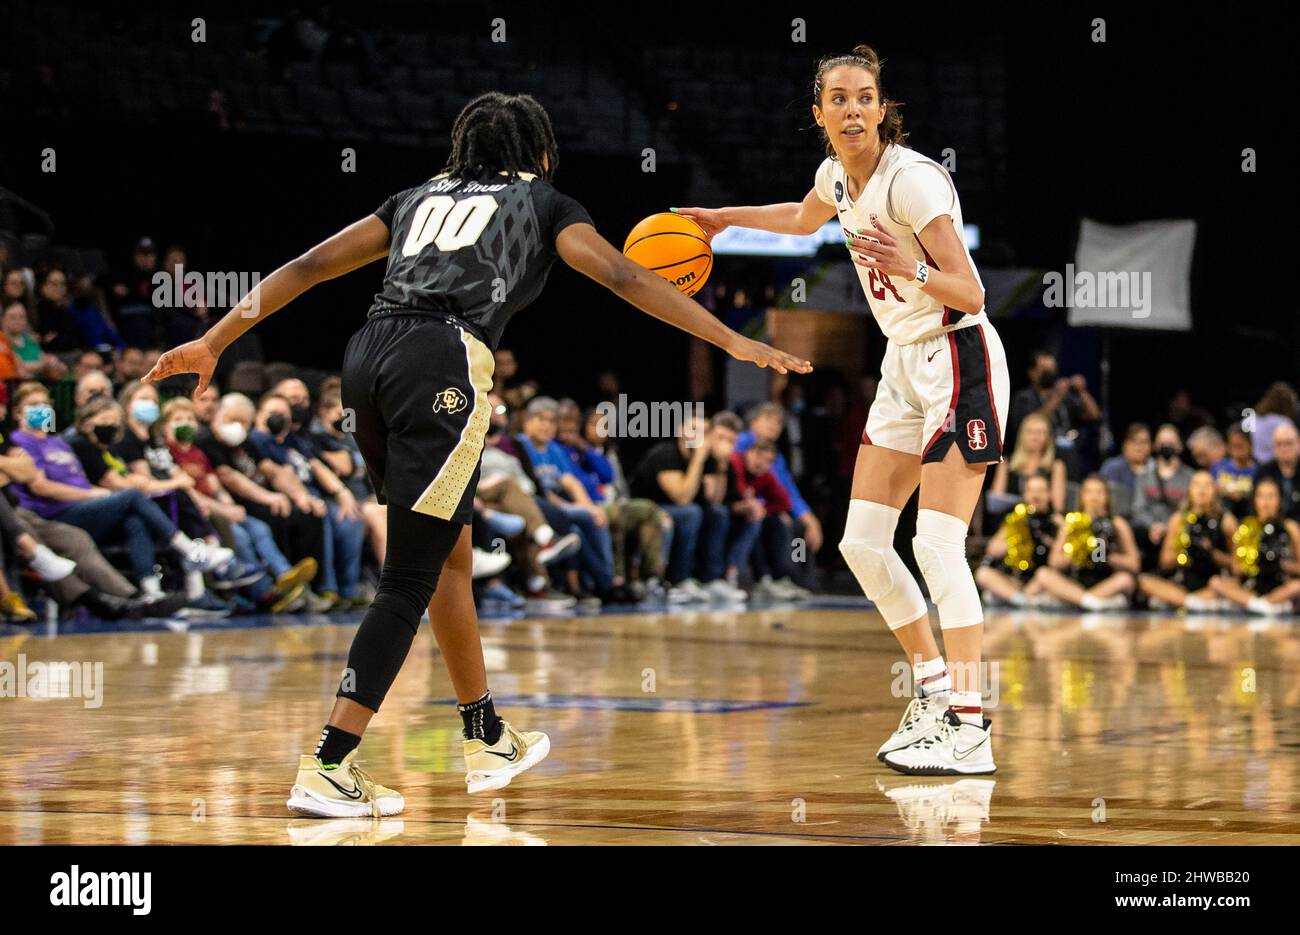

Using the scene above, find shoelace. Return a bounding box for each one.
[347,762,383,819]
[914,717,958,750]
[896,696,935,733]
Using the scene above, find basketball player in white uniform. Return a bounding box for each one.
[677,44,1008,775]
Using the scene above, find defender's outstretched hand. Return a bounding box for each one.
[142,337,219,400]
[727,336,812,375]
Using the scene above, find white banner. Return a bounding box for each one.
[1062,218,1195,331]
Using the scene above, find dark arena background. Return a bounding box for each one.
[0,0,1296,886]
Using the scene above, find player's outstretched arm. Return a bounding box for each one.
[142,215,391,397]
[672,187,835,238]
[556,223,811,376]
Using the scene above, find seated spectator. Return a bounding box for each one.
[0,452,185,620]
[196,392,331,611]
[629,410,738,604]
[73,369,114,409]
[1130,423,1194,564]
[1250,382,1298,464]
[557,399,672,601]
[516,396,618,606]
[113,347,149,388]
[65,273,126,352]
[1006,350,1101,477]
[1138,469,1237,611]
[1255,422,1300,521]
[34,267,82,353]
[115,381,208,533]
[1208,476,1300,616]
[193,382,220,426]
[1186,426,1226,470]
[991,412,1067,513]
[5,381,232,599]
[1031,475,1140,610]
[1212,424,1256,518]
[2,300,66,380]
[161,397,316,613]
[2,268,32,312]
[1099,422,1152,503]
[737,402,821,590]
[248,391,364,609]
[73,349,107,380]
[579,405,670,597]
[311,386,387,569]
[480,399,579,610]
[729,436,801,602]
[975,474,1059,606]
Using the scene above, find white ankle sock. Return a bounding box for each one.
[948,690,983,727]
[912,656,951,697]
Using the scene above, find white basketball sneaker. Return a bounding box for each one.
[879,777,996,843]
[883,710,996,775]
[876,692,948,761]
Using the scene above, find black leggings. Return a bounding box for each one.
[336,505,462,711]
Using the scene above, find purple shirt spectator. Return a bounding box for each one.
[8,428,94,518]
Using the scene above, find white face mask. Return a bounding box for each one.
[215,421,247,447]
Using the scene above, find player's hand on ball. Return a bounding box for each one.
[728,336,812,375]
[846,218,913,280]
[670,206,727,239]
[142,337,219,400]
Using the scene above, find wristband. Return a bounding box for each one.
[913,260,930,286]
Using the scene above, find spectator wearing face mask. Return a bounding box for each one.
[1130,423,1195,566]
[1256,421,1300,522]
[196,392,328,607]
[5,381,234,600]
[161,397,316,613]
[248,391,365,610]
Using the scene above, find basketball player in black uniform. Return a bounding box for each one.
[144,92,810,817]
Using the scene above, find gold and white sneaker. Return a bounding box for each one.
[464,721,551,794]
[876,693,948,761]
[286,750,405,818]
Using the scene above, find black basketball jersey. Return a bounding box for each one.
[368,172,593,349]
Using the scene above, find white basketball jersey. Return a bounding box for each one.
[814,144,985,346]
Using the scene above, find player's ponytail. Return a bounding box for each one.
[812,43,908,157]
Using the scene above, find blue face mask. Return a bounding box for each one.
[131,399,160,426]
[24,404,54,432]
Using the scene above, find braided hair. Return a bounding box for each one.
[812,43,907,158]
[442,92,560,182]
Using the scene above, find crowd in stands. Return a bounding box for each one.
[2,236,1298,625]
[978,357,1300,618]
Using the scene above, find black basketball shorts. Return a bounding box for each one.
[341,314,494,525]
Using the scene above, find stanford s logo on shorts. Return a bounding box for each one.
[966,419,988,451]
[432,387,468,414]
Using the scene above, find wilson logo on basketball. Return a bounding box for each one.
[432,387,468,414]
[966,419,988,451]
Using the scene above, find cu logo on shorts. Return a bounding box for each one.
[966,419,988,451]
[432,387,468,414]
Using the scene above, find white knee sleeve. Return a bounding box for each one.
[839,500,927,629]
[913,509,983,629]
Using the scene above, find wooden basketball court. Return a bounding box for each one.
[1,606,1297,845]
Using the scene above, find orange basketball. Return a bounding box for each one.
[622,212,712,297]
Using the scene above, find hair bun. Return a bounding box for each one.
[851,44,881,67]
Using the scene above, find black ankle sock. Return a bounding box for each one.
[315,725,362,767]
[458,691,503,744]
